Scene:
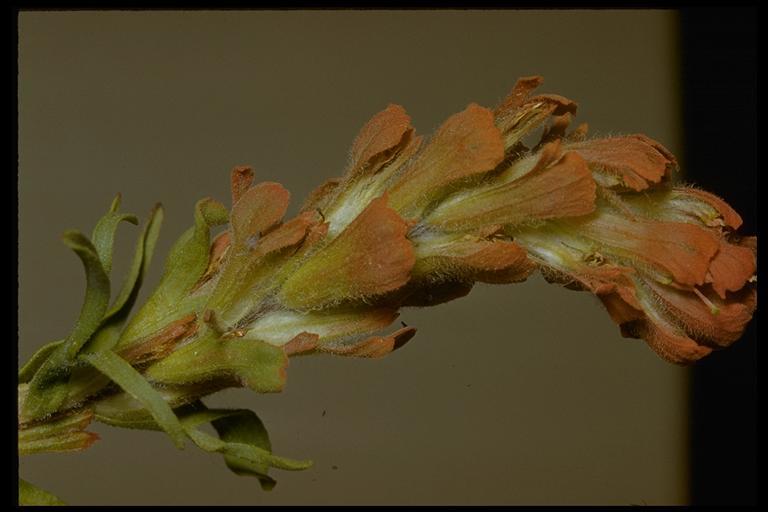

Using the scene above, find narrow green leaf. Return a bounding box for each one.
[23,232,110,420]
[19,479,65,506]
[93,382,224,430]
[180,407,311,490]
[104,204,164,321]
[117,198,227,347]
[83,205,165,355]
[60,231,111,359]
[188,428,312,472]
[82,351,186,449]
[90,194,139,275]
[18,339,63,383]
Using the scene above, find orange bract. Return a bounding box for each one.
[167,75,756,371]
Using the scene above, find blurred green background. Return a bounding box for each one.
[18,10,688,505]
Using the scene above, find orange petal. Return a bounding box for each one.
[428,150,596,231]
[644,279,756,348]
[230,182,290,245]
[599,290,645,326]
[573,213,721,287]
[527,94,578,116]
[621,317,713,365]
[319,326,417,358]
[255,210,321,257]
[283,331,320,356]
[279,194,415,310]
[706,237,757,298]
[494,89,577,151]
[671,187,743,229]
[414,236,534,285]
[300,177,342,214]
[494,75,544,114]
[388,103,505,216]
[230,166,254,206]
[347,104,414,177]
[567,135,677,191]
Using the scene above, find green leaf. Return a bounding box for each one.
[92,382,224,430]
[83,205,165,355]
[105,203,164,321]
[144,334,287,393]
[59,231,112,359]
[19,479,65,506]
[117,198,227,347]
[210,408,277,489]
[90,194,139,275]
[22,232,111,420]
[18,339,63,383]
[82,350,186,449]
[180,406,311,490]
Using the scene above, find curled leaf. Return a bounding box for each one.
[90,194,139,275]
[59,231,112,359]
[179,405,311,490]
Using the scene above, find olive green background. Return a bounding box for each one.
[18,10,687,505]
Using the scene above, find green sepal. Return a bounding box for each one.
[90,194,139,275]
[117,198,228,348]
[19,479,65,506]
[82,350,186,449]
[144,333,287,393]
[18,408,98,455]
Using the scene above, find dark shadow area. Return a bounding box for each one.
[680,7,757,506]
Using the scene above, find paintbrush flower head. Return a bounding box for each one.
[18,76,757,503]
